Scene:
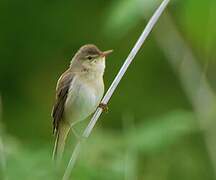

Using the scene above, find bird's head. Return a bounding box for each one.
[71,44,113,73]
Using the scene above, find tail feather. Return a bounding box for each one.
[52,122,70,164]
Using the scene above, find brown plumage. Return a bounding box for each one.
[51,44,112,164]
[52,70,74,135]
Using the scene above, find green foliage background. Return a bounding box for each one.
[0,0,216,179]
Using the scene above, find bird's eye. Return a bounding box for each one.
[87,56,93,60]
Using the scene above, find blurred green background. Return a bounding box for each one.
[1,0,216,179]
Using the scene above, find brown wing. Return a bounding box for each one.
[52,70,74,134]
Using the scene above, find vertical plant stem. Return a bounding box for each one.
[62,0,170,179]
[153,13,216,177]
[122,113,138,180]
[0,96,7,180]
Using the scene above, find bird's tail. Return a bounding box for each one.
[52,121,70,165]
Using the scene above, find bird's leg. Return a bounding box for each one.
[98,103,108,113]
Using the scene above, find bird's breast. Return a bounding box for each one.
[65,76,104,124]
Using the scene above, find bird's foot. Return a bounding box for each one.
[98,103,108,113]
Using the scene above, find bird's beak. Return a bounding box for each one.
[100,50,113,57]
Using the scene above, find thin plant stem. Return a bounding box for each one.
[0,96,7,180]
[122,113,138,180]
[62,0,170,179]
[153,13,216,177]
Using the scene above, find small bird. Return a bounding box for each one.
[51,44,112,163]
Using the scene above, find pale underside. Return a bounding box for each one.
[64,72,104,126]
